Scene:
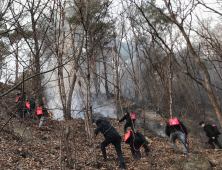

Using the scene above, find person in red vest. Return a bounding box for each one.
[165,117,188,154]
[124,130,149,160]
[15,93,21,103]
[118,112,136,133]
[37,103,48,128]
[12,93,21,111]
[13,93,28,118]
[199,121,222,149]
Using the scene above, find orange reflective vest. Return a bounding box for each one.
[37,106,43,115]
[25,101,30,109]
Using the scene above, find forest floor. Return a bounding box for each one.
[0,112,222,170]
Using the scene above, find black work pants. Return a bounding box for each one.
[124,120,135,134]
[209,137,222,149]
[101,136,124,164]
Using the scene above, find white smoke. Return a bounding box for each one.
[44,59,116,120]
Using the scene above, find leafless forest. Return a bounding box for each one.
[1,0,222,169]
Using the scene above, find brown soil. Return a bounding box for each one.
[0,113,222,170]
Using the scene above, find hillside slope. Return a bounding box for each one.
[0,114,221,170]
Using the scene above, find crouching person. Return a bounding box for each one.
[94,119,126,169]
[124,130,150,160]
[165,117,188,154]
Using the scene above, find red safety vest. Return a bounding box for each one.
[131,113,136,120]
[37,106,43,115]
[124,130,145,151]
[25,101,30,109]
[15,96,19,103]
[169,117,179,126]
[124,130,132,142]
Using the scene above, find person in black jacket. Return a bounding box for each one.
[29,98,35,116]
[125,130,149,160]
[118,112,135,133]
[199,121,222,149]
[94,119,126,169]
[14,93,21,103]
[165,118,188,154]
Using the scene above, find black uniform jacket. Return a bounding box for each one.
[119,113,132,124]
[94,119,120,139]
[125,130,148,150]
[165,121,188,137]
[204,124,217,138]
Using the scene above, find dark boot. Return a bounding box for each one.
[214,138,222,149]
[210,143,215,149]
[121,163,126,169]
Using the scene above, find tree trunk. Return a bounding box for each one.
[57,5,69,120]
[115,52,120,101]
[112,44,119,120]
[89,33,99,95]
[84,0,98,164]
[15,41,19,83]
[66,24,84,120]
[64,122,73,168]
[66,72,77,119]
[169,53,172,119]
[78,80,91,144]
[31,11,43,105]
[100,47,109,97]
[86,37,98,168]
[132,28,140,99]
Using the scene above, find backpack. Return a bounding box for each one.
[25,101,30,109]
[37,106,43,115]
[169,117,179,126]
[15,96,20,103]
[124,130,132,142]
[212,125,221,136]
[131,113,136,120]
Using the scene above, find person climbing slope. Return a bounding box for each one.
[118,112,136,133]
[14,93,21,103]
[165,117,188,154]
[94,118,126,169]
[199,121,222,149]
[13,93,28,118]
